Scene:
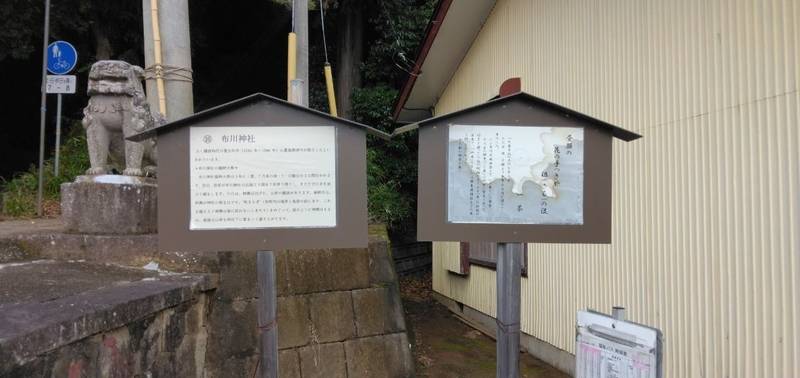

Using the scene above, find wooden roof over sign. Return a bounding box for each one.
[393,91,642,142]
[129,92,391,142]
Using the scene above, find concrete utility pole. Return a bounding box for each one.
[292,0,309,105]
[142,0,194,121]
[36,0,51,217]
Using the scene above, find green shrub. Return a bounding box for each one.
[351,86,418,232]
[1,123,89,217]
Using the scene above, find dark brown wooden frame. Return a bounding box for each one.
[416,96,615,244]
[135,94,389,252]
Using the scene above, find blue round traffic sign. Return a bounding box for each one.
[47,41,78,75]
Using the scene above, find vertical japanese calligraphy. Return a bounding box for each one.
[189,126,337,230]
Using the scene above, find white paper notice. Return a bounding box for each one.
[190,126,336,230]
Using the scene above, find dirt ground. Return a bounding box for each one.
[400,273,569,378]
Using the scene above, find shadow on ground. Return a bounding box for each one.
[400,273,569,378]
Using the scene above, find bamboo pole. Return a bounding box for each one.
[287,32,297,99]
[323,63,337,117]
[149,0,167,115]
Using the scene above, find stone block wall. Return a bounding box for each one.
[202,232,414,378]
[3,224,414,377]
[275,274,412,378]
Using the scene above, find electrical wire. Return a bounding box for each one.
[319,0,329,63]
[379,0,419,76]
[380,0,403,50]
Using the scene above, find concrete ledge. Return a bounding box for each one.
[431,291,576,376]
[0,260,216,371]
[11,232,158,263]
[4,231,226,274]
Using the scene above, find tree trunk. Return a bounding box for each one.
[335,0,364,119]
[93,26,112,60]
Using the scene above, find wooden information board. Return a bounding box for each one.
[129,93,390,252]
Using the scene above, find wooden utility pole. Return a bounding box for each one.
[496,242,523,377]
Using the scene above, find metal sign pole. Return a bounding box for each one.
[256,251,278,378]
[54,93,62,176]
[496,242,523,377]
[36,0,51,216]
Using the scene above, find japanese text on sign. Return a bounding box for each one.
[190,126,337,230]
[46,75,76,94]
[447,125,584,225]
[576,311,661,378]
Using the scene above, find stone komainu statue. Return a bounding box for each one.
[82,60,164,176]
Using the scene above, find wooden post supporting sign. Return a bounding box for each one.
[256,251,278,378]
[496,242,523,377]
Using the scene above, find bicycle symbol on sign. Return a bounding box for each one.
[47,41,77,75]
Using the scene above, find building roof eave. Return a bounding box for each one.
[391,0,496,124]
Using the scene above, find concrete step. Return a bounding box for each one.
[0,219,64,264]
[0,260,216,377]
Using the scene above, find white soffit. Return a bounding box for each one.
[398,0,496,123]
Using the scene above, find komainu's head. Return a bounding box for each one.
[87,60,145,96]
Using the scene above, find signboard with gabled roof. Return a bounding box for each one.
[129,93,390,251]
[394,91,641,244]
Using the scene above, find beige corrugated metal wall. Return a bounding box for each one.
[430,0,799,376]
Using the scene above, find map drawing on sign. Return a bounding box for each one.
[190,126,337,230]
[447,124,584,224]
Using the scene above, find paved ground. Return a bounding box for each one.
[400,273,569,378]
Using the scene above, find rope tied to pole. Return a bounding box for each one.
[144,64,194,83]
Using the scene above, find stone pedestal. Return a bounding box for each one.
[61,175,157,235]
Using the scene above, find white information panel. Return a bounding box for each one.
[190,126,336,230]
[46,75,76,94]
[576,311,661,378]
[447,125,584,225]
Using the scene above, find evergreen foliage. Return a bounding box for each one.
[0,0,436,231]
[350,0,435,233]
